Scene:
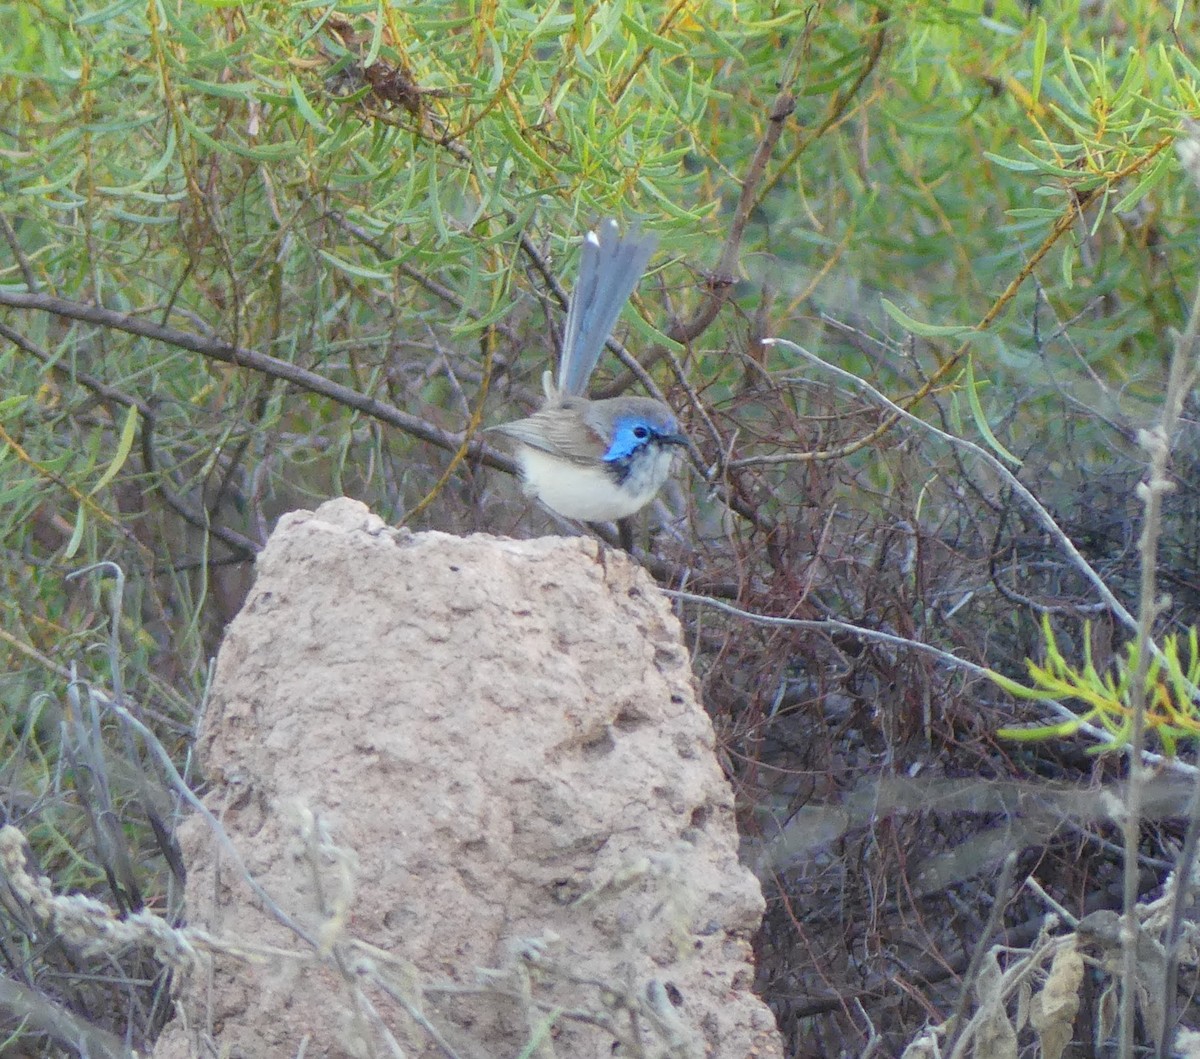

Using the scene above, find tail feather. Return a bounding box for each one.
[556,219,656,397]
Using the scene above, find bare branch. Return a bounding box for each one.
[0,289,515,475]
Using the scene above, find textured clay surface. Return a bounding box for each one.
[153,498,782,1059]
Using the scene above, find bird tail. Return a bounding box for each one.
[554,219,657,398]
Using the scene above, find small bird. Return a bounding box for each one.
[490,219,687,525]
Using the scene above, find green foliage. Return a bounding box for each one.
[994,617,1200,756]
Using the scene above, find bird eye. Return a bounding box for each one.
[632,425,650,440]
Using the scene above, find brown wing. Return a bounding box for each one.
[488,407,609,466]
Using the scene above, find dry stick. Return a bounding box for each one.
[0,289,516,476]
[762,338,1200,771]
[608,0,692,106]
[598,80,798,404]
[599,81,800,531]
[750,7,889,215]
[600,31,806,396]
[97,691,319,950]
[1121,241,1200,1059]
[595,67,802,405]
[351,987,413,1059]
[366,971,467,1059]
[769,307,1200,1050]
[0,976,130,1059]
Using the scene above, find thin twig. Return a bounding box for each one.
[95,691,319,950]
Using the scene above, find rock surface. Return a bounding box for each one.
[153,498,781,1058]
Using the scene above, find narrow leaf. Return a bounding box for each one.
[964,356,1021,466]
[1030,18,1047,105]
[91,405,139,495]
[881,298,974,338]
[289,76,331,134]
[64,504,86,560]
[317,249,394,283]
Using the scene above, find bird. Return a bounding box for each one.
[489,219,687,527]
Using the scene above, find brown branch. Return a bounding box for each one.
[752,8,889,214]
[668,85,798,349]
[0,289,515,475]
[592,74,800,412]
[609,0,693,105]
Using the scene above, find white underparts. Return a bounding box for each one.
[516,444,676,521]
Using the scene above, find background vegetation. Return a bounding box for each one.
[4,0,1200,1054]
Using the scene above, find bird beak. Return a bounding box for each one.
[660,432,689,448]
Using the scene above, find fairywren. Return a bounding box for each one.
[490,219,686,523]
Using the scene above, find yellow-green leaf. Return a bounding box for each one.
[64,504,86,560]
[289,76,331,135]
[317,249,394,283]
[965,356,1021,467]
[881,298,974,339]
[1030,17,1047,105]
[90,405,139,495]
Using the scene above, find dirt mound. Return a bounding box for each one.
[154,498,780,1059]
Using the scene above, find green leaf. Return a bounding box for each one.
[997,719,1084,741]
[75,0,141,26]
[426,150,448,243]
[1030,17,1047,105]
[96,125,179,196]
[0,394,29,417]
[178,112,298,162]
[881,299,975,338]
[982,152,1042,173]
[63,504,86,560]
[289,76,331,135]
[91,406,139,495]
[317,250,394,283]
[964,356,1021,466]
[1113,155,1170,215]
[0,479,37,504]
[176,75,260,100]
[364,0,385,66]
